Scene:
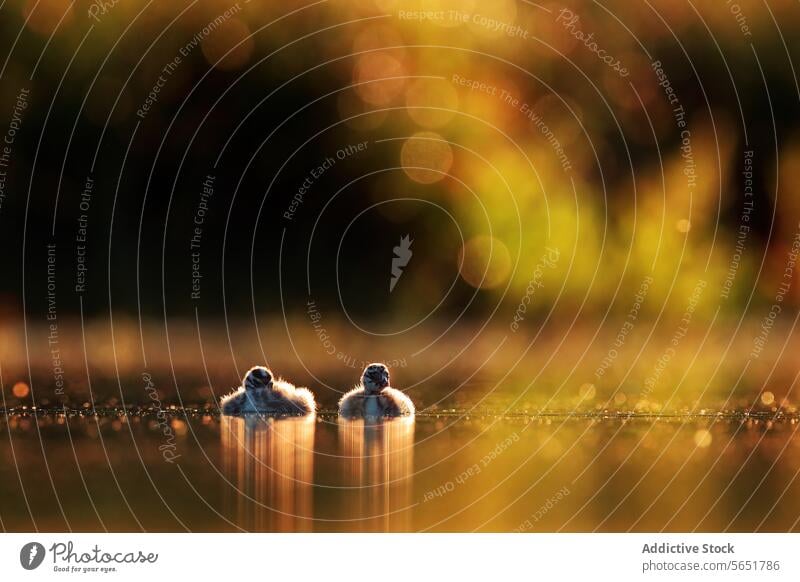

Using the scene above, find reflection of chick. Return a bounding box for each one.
[338,363,415,419]
[221,366,316,415]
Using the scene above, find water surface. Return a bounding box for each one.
[1,410,798,532]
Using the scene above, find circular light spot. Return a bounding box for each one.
[201,18,254,71]
[694,429,712,448]
[405,78,459,128]
[676,219,691,233]
[23,0,73,36]
[354,53,406,105]
[12,382,29,398]
[579,383,596,400]
[458,235,512,289]
[761,391,775,406]
[401,131,453,184]
[171,419,188,436]
[614,392,627,406]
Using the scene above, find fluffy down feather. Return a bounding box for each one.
[338,385,414,418]
[221,378,316,416]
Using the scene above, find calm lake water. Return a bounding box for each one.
[1,411,799,532]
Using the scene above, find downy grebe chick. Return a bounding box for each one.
[338,363,415,419]
[220,366,316,415]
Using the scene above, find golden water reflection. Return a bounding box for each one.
[337,418,415,531]
[221,415,315,531]
[2,415,800,531]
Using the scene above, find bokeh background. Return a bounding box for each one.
[0,0,798,413]
[3,0,800,535]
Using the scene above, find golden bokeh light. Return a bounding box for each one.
[458,235,512,289]
[23,0,73,36]
[694,429,712,448]
[401,131,454,184]
[171,419,188,436]
[761,391,775,406]
[458,72,521,131]
[12,382,30,399]
[405,78,460,128]
[354,52,406,105]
